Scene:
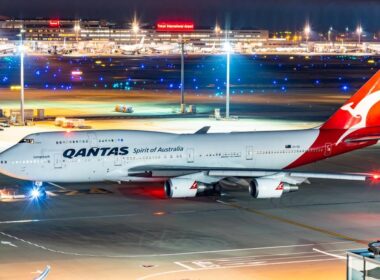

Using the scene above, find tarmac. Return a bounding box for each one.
[0,118,379,279]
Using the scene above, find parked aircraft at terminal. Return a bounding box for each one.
[0,43,17,55]
[1,71,380,199]
[118,37,145,55]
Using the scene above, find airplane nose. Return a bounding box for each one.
[0,150,10,175]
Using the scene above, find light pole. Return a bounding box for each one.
[356,26,363,45]
[18,28,26,125]
[132,19,139,44]
[304,24,311,43]
[180,36,185,112]
[74,21,81,42]
[214,24,222,47]
[224,41,232,118]
[328,27,333,42]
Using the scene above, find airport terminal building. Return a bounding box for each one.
[0,18,377,55]
[0,18,269,48]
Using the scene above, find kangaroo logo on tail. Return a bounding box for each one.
[337,90,380,143]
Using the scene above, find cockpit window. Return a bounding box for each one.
[19,138,35,144]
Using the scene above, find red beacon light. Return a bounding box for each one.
[373,174,380,180]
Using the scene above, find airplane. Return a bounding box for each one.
[0,44,16,55]
[200,42,217,54]
[118,37,145,55]
[149,42,179,54]
[1,71,380,199]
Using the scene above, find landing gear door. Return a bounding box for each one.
[187,148,194,163]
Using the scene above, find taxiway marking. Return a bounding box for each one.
[312,248,346,260]
[138,258,341,280]
[175,248,349,270]
[46,182,66,190]
[1,240,17,247]
[173,262,195,270]
[217,200,368,245]
[0,231,353,259]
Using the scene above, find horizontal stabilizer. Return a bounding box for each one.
[345,135,380,143]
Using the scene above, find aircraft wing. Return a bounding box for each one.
[127,165,371,183]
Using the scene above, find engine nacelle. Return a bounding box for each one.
[164,178,215,198]
[249,178,298,199]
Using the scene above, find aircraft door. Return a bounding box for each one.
[246,146,254,160]
[114,156,123,166]
[54,153,63,169]
[87,132,98,146]
[324,143,333,157]
[245,146,256,166]
[187,148,194,163]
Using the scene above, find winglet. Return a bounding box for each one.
[195,126,210,134]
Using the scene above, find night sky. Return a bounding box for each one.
[1,0,380,32]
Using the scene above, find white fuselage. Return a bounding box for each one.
[0,129,319,183]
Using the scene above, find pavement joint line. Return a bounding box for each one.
[217,200,368,245]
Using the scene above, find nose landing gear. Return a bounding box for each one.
[29,181,47,200]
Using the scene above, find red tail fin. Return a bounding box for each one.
[322,70,380,130]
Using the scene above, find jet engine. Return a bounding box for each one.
[249,178,298,199]
[164,178,215,198]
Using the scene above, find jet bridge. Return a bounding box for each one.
[347,242,380,279]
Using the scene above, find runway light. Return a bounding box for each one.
[10,85,21,90]
[71,70,83,76]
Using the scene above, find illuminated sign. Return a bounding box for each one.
[49,20,60,28]
[156,21,194,32]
